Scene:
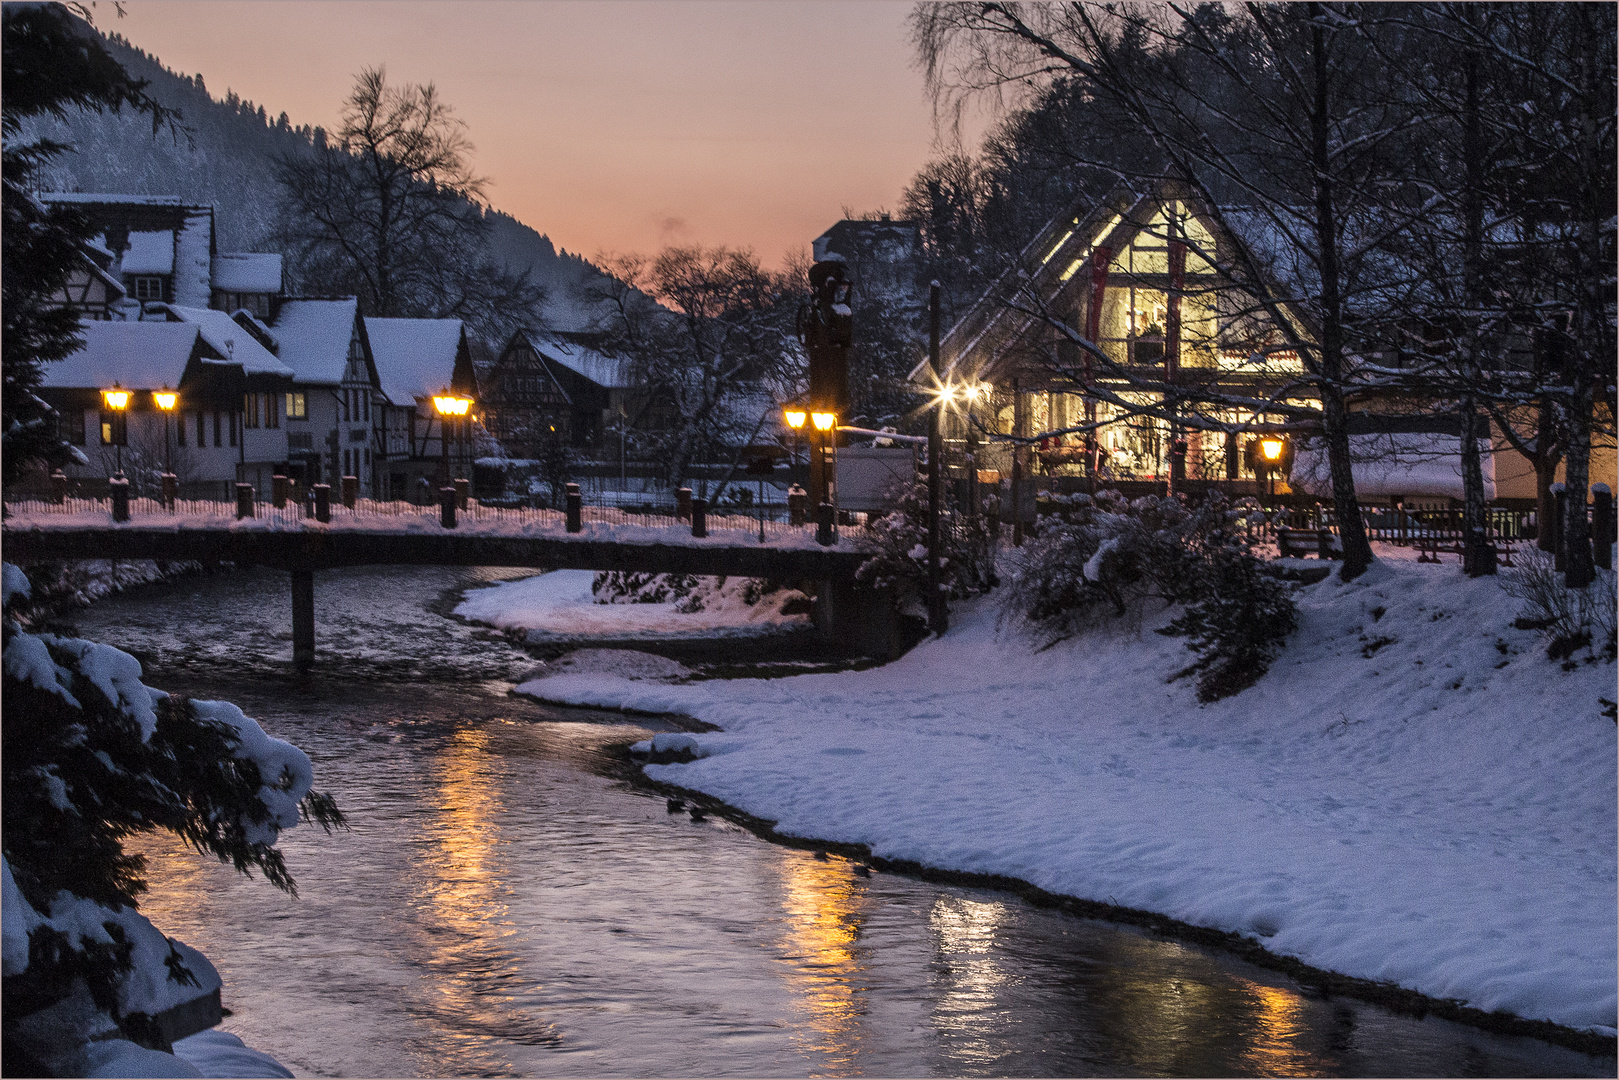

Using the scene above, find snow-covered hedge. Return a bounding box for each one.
[856,480,997,604]
[1003,492,1296,699]
[1,564,341,1073]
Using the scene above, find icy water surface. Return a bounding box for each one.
[65,566,1611,1078]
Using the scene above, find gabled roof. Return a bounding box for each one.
[364,317,470,405]
[39,321,207,390]
[547,336,633,390]
[920,183,1137,385]
[926,179,1312,386]
[502,328,633,391]
[77,250,127,300]
[158,305,293,377]
[212,252,282,293]
[269,298,368,386]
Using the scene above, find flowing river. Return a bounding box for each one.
[61,565,1608,1078]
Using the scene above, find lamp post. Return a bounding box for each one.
[431,390,472,485]
[810,409,836,514]
[784,406,807,490]
[1259,435,1285,504]
[927,281,947,635]
[153,387,177,474]
[101,383,130,477]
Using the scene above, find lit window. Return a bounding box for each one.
[286,392,307,420]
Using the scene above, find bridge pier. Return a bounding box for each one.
[291,569,315,672]
[812,578,906,660]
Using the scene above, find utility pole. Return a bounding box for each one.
[928,281,947,635]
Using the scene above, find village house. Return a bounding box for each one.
[483,328,636,458]
[31,194,478,501]
[364,317,479,499]
[920,179,1615,507]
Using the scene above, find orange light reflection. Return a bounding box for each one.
[776,854,871,1074]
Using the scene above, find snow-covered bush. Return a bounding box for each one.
[593,571,701,605]
[1,564,342,1069]
[591,571,807,617]
[1004,493,1296,699]
[1501,548,1617,662]
[1158,546,1299,701]
[856,480,996,603]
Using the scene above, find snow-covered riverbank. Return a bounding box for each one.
[502,558,1618,1035]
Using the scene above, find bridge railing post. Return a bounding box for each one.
[565,483,582,533]
[676,487,693,522]
[50,470,68,506]
[109,476,130,523]
[235,483,255,520]
[787,485,807,526]
[273,474,288,510]
[690,497,707,538]
[341,475,358,509]
[313,484,331,523]
[161,472,177,510]
[454,478,470,511]
[816,501,835,546]
[440,486,457,529]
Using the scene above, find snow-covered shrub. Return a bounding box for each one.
[856,480,996,604]
[1004,493,1296,699]
[1,564,342,1066]
[591,572,806,617]
[592,571,701,605]
[1501,549,1617,662]
[1159,547,1299,701]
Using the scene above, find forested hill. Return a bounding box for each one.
[19,23,605,331]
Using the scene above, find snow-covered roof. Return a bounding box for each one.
[365,317,466,405]
[45,193,191,207]
[211,253,282,293]
[231,311,279,351]
[160,305,293,376]
[546,338,633,389]
[269,298,360,384]
[121,231,174,275]
[40,321,202,390]
[79,250,127,299]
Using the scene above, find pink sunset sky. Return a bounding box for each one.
[110,0,984,268]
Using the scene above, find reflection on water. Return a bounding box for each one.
[76,566,1614,1078]
[778,855,872,1073]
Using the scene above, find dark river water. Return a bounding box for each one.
[60,565,1611,1078]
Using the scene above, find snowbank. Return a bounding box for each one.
[517,556,1617,1032]
[454,569,808,641]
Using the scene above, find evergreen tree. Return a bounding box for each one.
[1,2,176,486]
[2,564,342,1068]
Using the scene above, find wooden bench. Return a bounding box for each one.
[1276,527,1336,560]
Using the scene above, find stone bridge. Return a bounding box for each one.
[1,525,901,669]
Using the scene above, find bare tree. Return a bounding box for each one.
[584,246,803,491]
[274,67,545,344]
[914,2,1455,579]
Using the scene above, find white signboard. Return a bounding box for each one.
[836,446,915,512]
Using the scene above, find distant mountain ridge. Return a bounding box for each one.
[18,20,606,333]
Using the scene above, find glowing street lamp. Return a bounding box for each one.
[153,387,177,478]
[1255,434,1288,503]
[432,390,474,485]
[101,383,130,476]
[810,411,836,432]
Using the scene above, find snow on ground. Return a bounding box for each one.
[454,569,808,641]
[514,554,1618,1033]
